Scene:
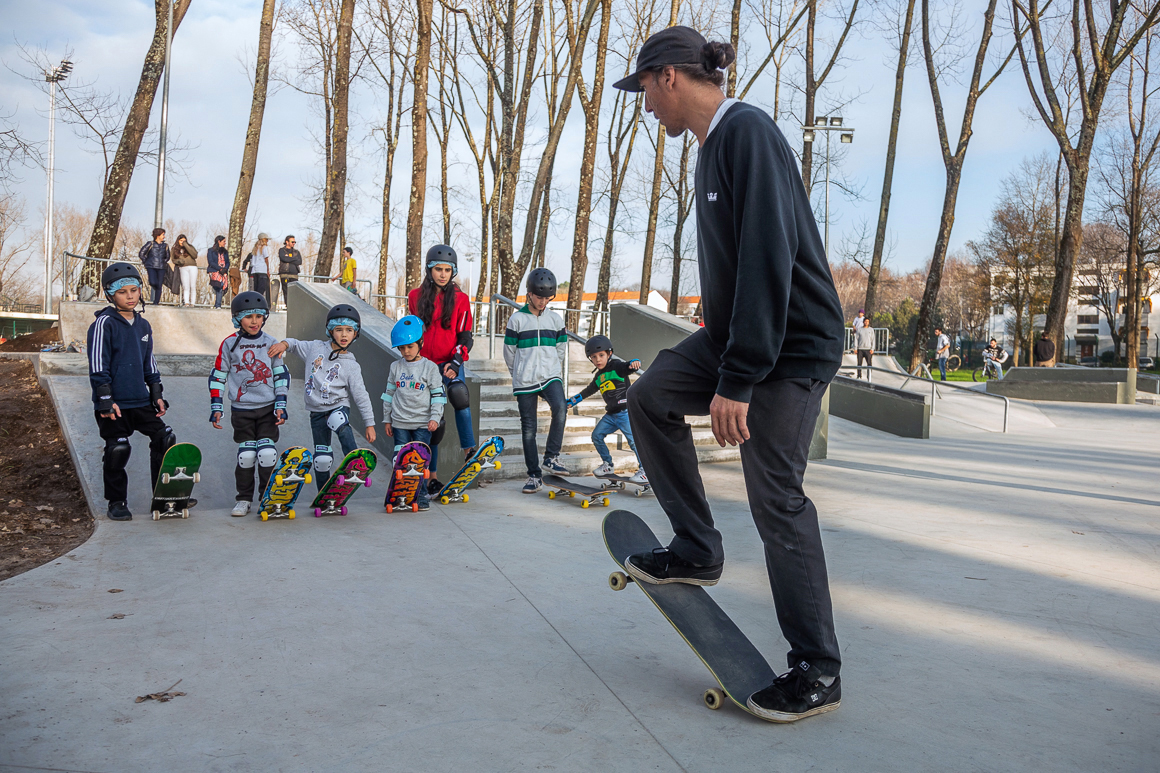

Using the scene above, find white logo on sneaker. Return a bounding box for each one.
[810,693,819,702]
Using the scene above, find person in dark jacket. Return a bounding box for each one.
[87,262,178,521]
[275,235,303,310]
[207,236,230,308]
[1033,330,1056,366]
[138,228,169,304]
[615,27,844,723]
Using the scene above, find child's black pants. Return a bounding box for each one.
[96,406,170,503]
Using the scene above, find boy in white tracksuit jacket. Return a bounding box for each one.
[503,268,568,492]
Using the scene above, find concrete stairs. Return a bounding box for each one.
[466,344,740,481]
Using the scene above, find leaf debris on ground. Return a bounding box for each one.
[136,679,185,703]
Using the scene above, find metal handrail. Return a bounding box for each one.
[837,363,1011,433]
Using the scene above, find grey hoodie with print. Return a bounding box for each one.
[284,338,375,426]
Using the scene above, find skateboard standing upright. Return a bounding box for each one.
[259,446,313,521]
[602,509,778,717]
[594,471,651,497]
[151,443,202,520]
[310,449,376,517]
[383,441,432,513]
[436,435,504,505]
[542,473,610,509]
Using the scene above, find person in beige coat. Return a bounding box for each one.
[171,234,200,306]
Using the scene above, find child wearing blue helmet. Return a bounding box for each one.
[382,315,446,510]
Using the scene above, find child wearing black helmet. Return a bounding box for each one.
[87,262,178,521]
[504,267,569,492]
[268,303,377,490]
[210,291,290,517]
[565,336,645,483]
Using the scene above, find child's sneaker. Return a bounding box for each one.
[630,468,648,484]
[522,475,542,494]
[107,501,132,521]
[543,455,567,475]
[746,662,841,722]
[417,499,431,511]
[231,501,251,517]
[593,461,615,477]
[427,477,443,496]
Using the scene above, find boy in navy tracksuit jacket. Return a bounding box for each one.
[87,262,177,521]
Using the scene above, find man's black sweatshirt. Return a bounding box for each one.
[694,102,844,402]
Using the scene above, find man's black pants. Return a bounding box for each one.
[856,348,873,379]
[627,330,841,676]
[96,406,171,503]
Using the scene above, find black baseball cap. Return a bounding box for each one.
[613,26,708,92]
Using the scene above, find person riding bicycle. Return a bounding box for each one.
[982,338,1008,379]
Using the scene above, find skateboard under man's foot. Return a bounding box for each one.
[310,449,376,517]
[602,509,777,716]
[594,471,651,497]
[384,441,431,513]
[259,446,313,521]
[151,443,202,520]
[437,435,504,505]
[542,473,610,509]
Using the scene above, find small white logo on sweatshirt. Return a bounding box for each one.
[141,334,149,342]
[707,192,718,202]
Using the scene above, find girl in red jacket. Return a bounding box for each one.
[408,245,476,493]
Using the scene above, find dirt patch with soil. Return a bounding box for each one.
[0,326,62,352]
[0,359,92,581]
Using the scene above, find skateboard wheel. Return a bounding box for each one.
[314,508,322,518]
[386,504,394,513]
[161,473,170,485]
[462,493,469,503]
[602,498,609,507]
[261,512,269,521]
[275,475,284,487]
[336,475,346,487]
[396,470,403,482]
[635,489,643,497]
[181,509,189,519]
[364,476,372,488]
[193,472,201,483]
[423,469,430,479]
[440,496,449,505]
[340,506,348,516]
[569,491,575,498]
[288,510,295,519]
[703,688,725,710]
[608,571,629,591]
[304,473,312,484]
[493,461,501,471]
[152,511,160,521]
[548,491,556,499]
[411,502,418,513]
[581,499,589,509]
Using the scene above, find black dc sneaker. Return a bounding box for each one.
[107,501,132,521]
[747,661,841,722]
[624,547,723,586]
[427,478,443,496]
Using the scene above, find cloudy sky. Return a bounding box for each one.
[2,0,1067,297]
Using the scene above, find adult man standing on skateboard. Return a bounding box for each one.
[617,27,845,722]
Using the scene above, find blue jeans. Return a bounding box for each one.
[309,407,358,491]
[515,380,565,478]
[146,267,165,304]
[390,427,431,505]
[213,286,225,308]
[938,356,947,381]
[429,366,475,473]
[591,411,637,466]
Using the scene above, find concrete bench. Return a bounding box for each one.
[986,367,1136,404]
[830,375,930,439]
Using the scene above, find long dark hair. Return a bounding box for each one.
[416,271,459,331]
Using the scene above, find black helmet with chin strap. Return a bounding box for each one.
[101,262,143,302]
[325,303,361,360]
[584,335,613,358]
[425,244,458,278]
[526,267,557,299]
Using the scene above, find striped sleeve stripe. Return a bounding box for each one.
[89,316,108,373]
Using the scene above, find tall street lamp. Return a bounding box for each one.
[44,57,73,314]
[155,0,174,229]
[801,116,855,259]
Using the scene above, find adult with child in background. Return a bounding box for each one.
[207,236,230,309]
[276,235,303,310]
[407,245,476,495]
[615,26,845,722]
[138,228,169,305]
[171,234,199,307]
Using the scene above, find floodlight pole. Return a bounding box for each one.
[44,59,72,314]
[154,0,173,229]
[801,119,856,260]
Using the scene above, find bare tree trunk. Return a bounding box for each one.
[865,0,914,316]
[228,0,276,283]
[799,0,859,198]
[405,0,434,290]
[595,88,642,324]
[727,0,742,97]
[533,159,553,270]
[668,138,691,315]
[81,0,192,283]
[315,0,355,278]
[566,0,610,330]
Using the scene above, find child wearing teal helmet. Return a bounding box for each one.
[382,315,446,510]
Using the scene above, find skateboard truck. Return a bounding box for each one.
[161,467,200,485]
[151,501,189,521]
[314,498,348,517]
[395,463,429,480]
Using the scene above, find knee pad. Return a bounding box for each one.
[447,380,470,411]
[256,439,278,468]
[314,445,334,474]
[430,420,446,448]
[152,426,176,453]
[104,437,132,470]
[237,441,258,469]
[326,408,349,433]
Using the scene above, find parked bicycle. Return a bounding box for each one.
[928,353,961,372]
[972,350,1003,382]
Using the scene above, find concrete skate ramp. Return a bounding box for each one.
[58,300,287,355]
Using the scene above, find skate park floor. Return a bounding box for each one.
[2,375,1158,771]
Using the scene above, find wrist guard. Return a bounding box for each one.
[95,385,114,414]
[149,381,164,404]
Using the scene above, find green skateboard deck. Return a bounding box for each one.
[310,449,377,516]
[151,443,201,520]
[259,446,313,520]
[436,435,504,504]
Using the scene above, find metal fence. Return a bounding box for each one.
[844,326,890,354]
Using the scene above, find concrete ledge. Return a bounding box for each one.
[1001,366,1137,385]
[36,352,216,377]
[987,379,1136,404]
[830,375,930,438]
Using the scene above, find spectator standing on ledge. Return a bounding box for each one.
[207,236,229,309]
[244,233,273,305]
[854,319,875,378]
[138,228,169,305]
[334,247,357,293]
[276,235,303,310]
[171,234,199,307]
[1033,330,1055,367]
[935,327,950,380]
[852,309,866,329]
